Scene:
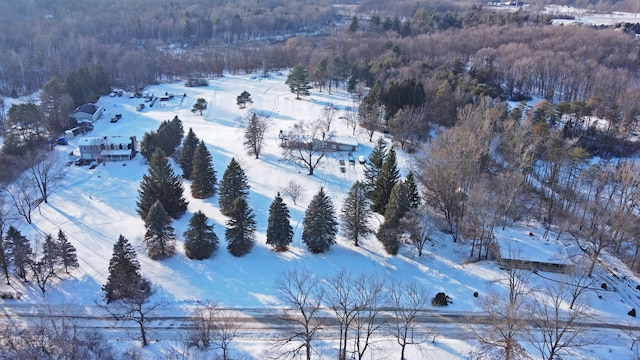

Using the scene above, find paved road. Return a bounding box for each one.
[1,304,638,343]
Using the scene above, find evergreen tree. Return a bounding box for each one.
[140,131,161,161]
[405,171,421,209]
[102,235,150,303]
[184,211,219,260]
[57,229,79,274]
[218,158,250,216]
[377,181,409,255]
[0,233,9,285]
[266,193,293,251]
[371,147,400,214]
[340,181,373,247]
[181,128,199,179]
[302,187,338,253]
[143,200,176,260]
[348,16,359,32]
[137,148,188,219]
[225,197,256,257]
[5,226,32,282]
[363,137,387,195]
[286,64,312,99]
[384,180,410,227]
[192,98,208,115]
[42,233,61,276]
[236,91,252,108]
[190,140,217,199]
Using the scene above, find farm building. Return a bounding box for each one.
[78,135,138,162]
[70,103,105,123]
[495,228,573,273]
[280,132,358,152]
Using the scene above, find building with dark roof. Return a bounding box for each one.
[70,103,104,123]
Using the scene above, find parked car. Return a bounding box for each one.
[56,137,69,145]
[88,161,98,170]
[110,113,122,123]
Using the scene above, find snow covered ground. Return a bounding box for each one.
[2,72,640,359]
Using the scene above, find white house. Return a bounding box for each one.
[79,136,138,162]
[70,103,104,123]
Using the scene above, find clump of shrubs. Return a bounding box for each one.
[629,308,636,317]
[432,292,452,306]
[185,78,209,87]
[0,291,21,300]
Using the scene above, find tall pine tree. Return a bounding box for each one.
[42,233,61,276]
[57,229,79,274]
[0,230,10,285]
[103,235,150,303]
[137,148,188,219]
[181,128,199,179]
[286,64,312,99]
[184,211,219,260]
[405,171,421,209]
[364,137,387,196]
[340,181,373,247]
[302,187,338,253]
[190,140,217,199]
[377,180,409,255]
[5,226,32,282]
[266,193,293,251]
[143,200,176,260]
[371,147,400,214]
[225,197,256,257]
[218,158,250,216]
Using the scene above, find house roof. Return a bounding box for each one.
[73,103,100,115]
[329,135,358,147]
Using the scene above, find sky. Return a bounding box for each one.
[1,72,639,359]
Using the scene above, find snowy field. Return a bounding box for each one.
[2,72,640,359]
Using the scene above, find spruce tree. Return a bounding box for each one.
[0,233,9,285]
[340,181,373,247]
[190,140,217,199]
[184,211,219,260]
[181,128,199,179]
[143,200,176,260]
[103,235,150,303]
[405,171,421,209]
[371,147,400,214]
[218,158,250,216]
[225,197,256,257]
[266,193,293,251]
[364,137,387,195]
[137,148,188,219]
[5,226,32,282]
[286,64,312,99]
[57,229,79,274]
[42,233,61,276]
[377,181,409,255]
[302,187,338,253]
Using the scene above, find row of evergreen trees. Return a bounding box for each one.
[0,227,78,293]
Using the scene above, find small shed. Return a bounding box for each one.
[324,135,359,152]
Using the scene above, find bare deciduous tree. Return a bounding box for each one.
[29,149,66,204]
[472,264,531,360]
[282,119,336,175]
[274,267,324,360]
[400,207,444,256]
[320,103,337,131]
[527,279,592,360]
[99,284,163,347]
[324,269,366,360]
[281,180,304,205]
[387,281,432,360]
[7,176,38,224]
[351,274,385,360]
[343,106,358,136]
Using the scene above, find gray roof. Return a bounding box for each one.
[73,103,100,115]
